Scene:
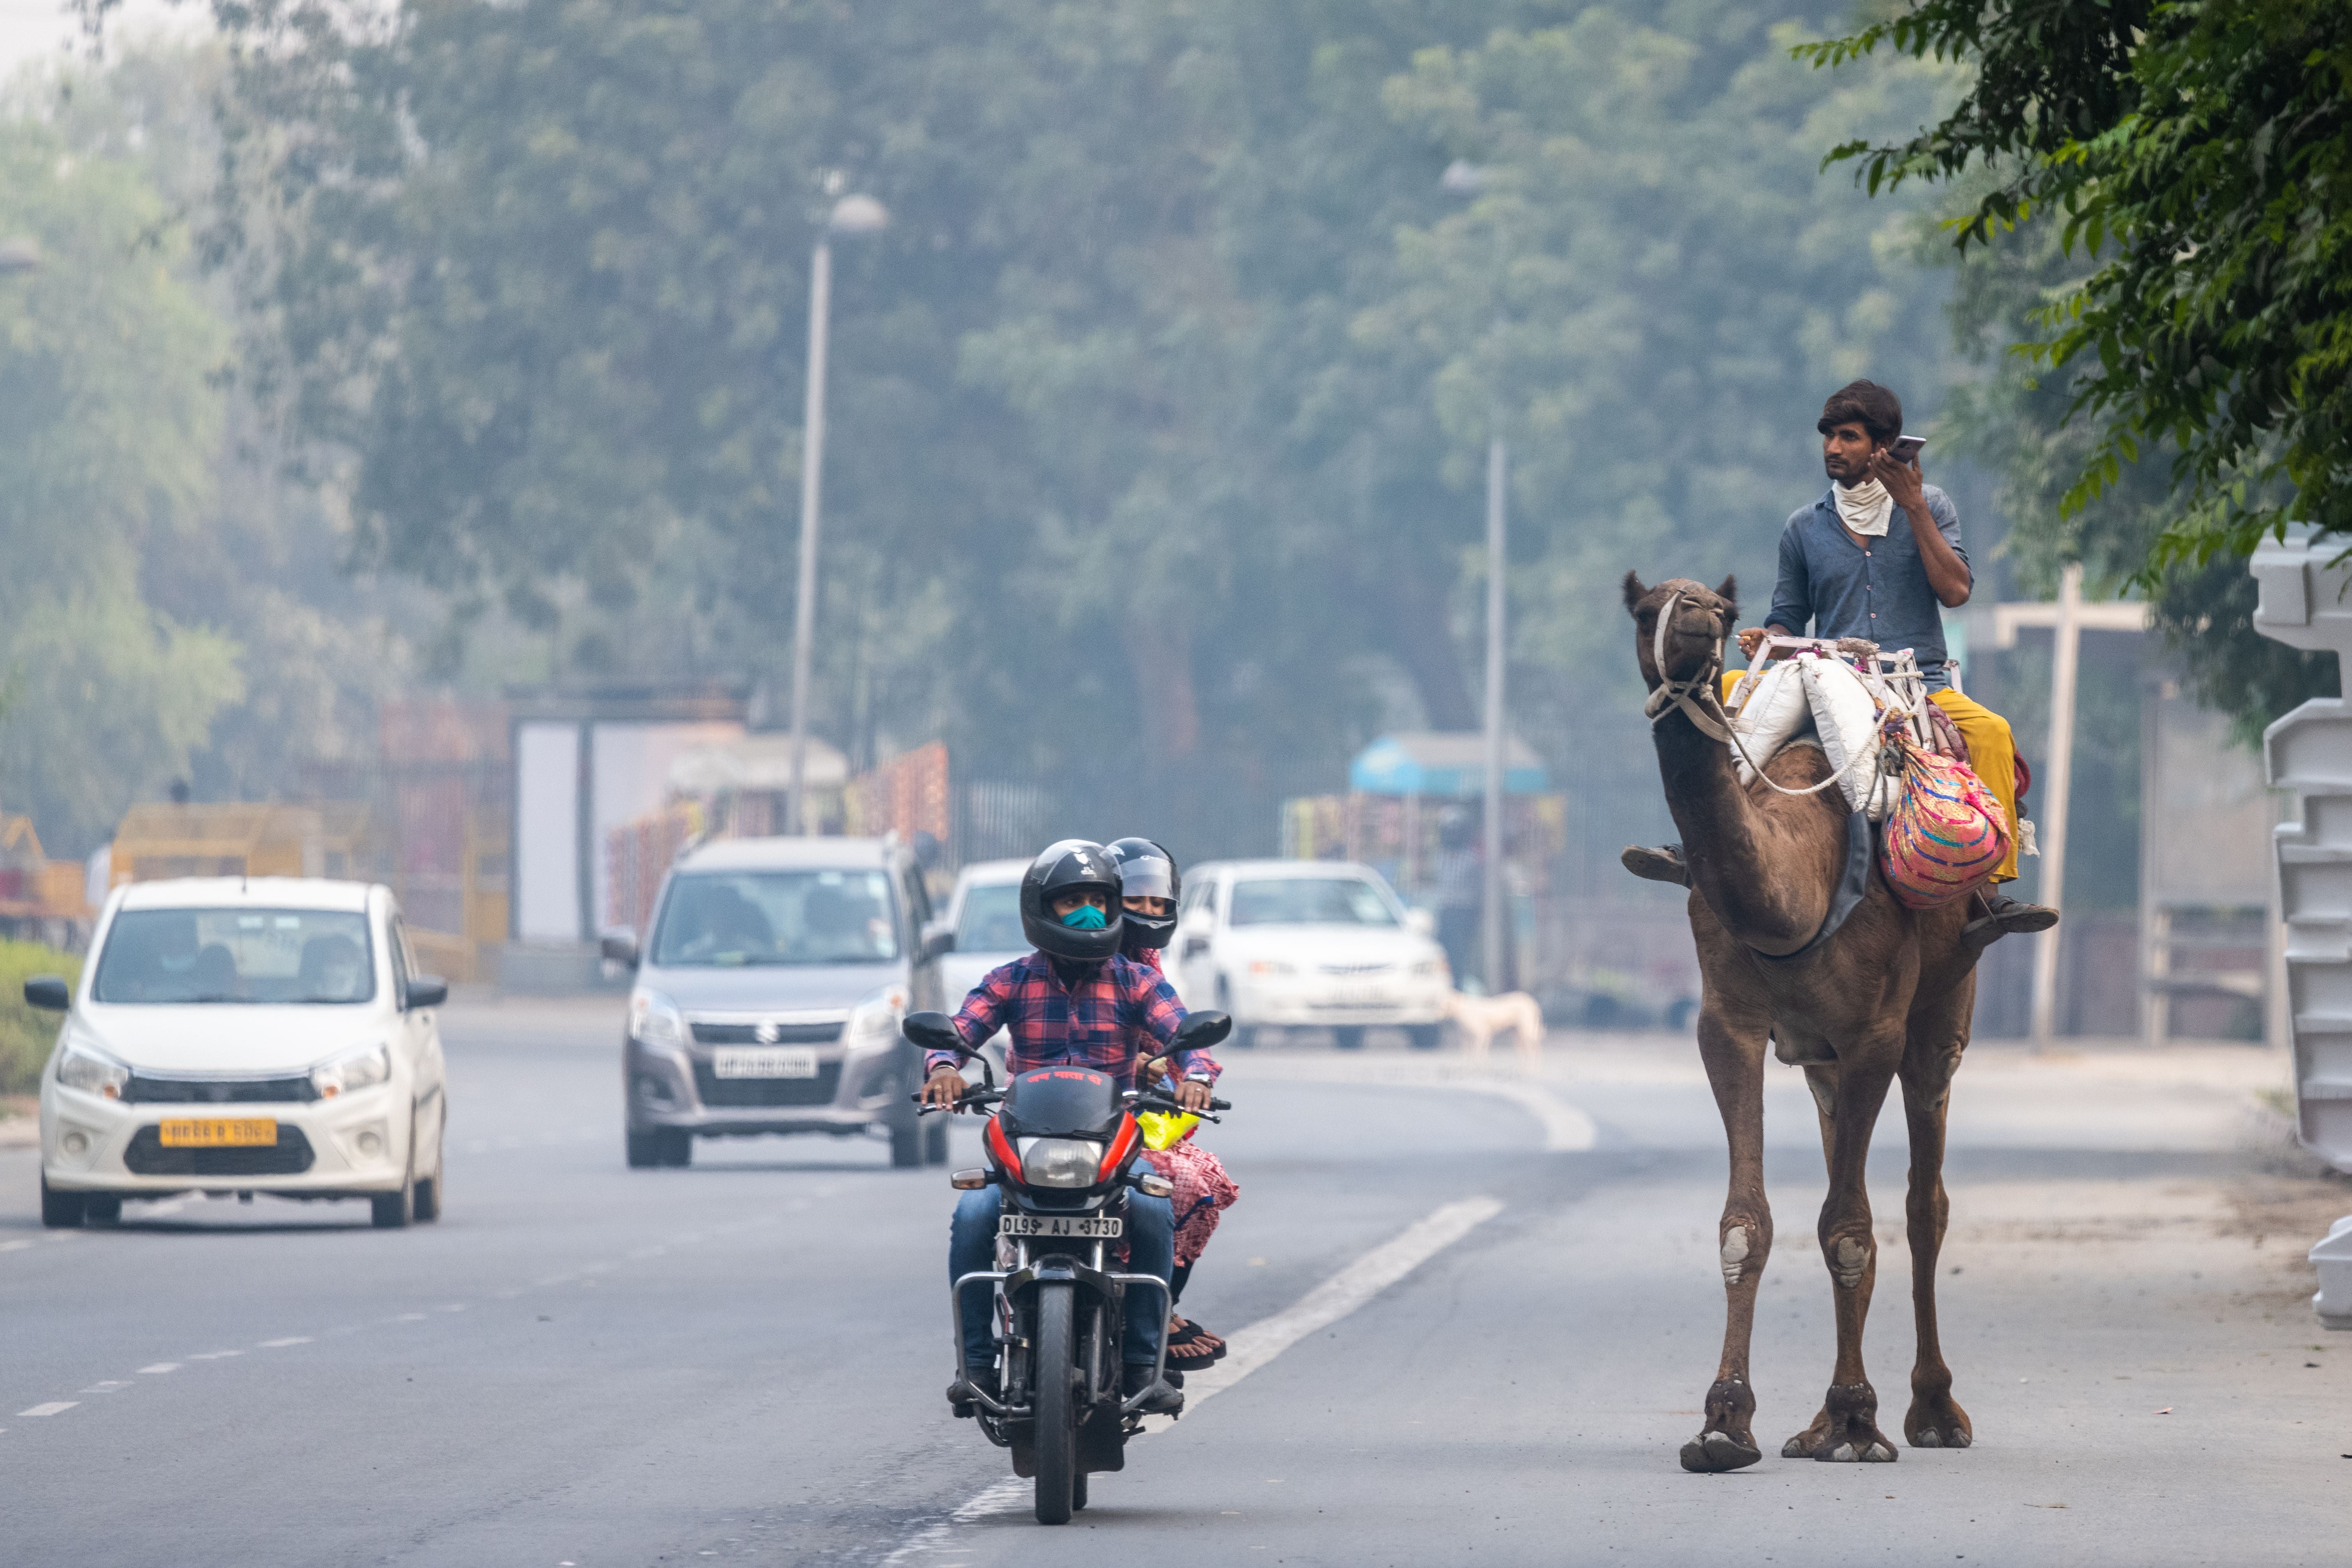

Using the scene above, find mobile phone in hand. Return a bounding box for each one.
[1887,435,1926,465]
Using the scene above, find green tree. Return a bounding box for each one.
[0,117,243,851]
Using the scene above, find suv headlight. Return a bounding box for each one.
[312,1043,391,1100]
[55,1037,130,1100]
[629,987,688,1051]
[847,985,908,1046]
[1016,1136,1102,1188]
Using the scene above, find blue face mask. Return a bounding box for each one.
[1060,903,1108,931]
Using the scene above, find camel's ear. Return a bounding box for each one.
[1622,571,1650,617]
[1715,574,1738,618]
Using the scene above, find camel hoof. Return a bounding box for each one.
[1914,1429,1940,1448]
[1680,1431,1763,1473]
[1780,1434,1814,1459]
[1817,1439,1898,1463]
[1905,1393,1973,1450]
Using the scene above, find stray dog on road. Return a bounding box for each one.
[1442,990,1545,1065]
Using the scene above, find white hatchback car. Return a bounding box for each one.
[1168,860,1450,1049]
[32,878,449,1230]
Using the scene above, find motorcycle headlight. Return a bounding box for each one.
[1016,1136,1102,1188]
[847,985,908,1045]
[311,1043,391,1100]
[629,987,688,1051]
[55,1036,130,1100]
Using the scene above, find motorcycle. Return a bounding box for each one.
[905,1008,1232,1525]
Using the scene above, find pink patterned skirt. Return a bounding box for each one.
[1141,1139,1239,1267]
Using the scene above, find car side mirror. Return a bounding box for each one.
[23,974,69,1011]
[1405,907,1437,938]
[922,923,956,961]
[1172,1009,1231,1052]
[599,928,640,970]
[406,975,449,1010]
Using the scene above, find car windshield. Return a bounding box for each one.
[651,869,900,967]
[956,882,1025,952]
[92,908,376,1004]
[1227,876,1399,927]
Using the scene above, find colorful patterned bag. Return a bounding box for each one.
[1877,729,2010,909]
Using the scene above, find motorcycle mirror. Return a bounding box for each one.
[1171,1010,1231,1051]
[901,1010,967,1055]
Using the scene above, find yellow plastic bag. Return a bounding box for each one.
[1136,1110,1199,1151]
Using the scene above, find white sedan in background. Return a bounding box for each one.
[33,877,449,1229]
[1169,860,1450,1049]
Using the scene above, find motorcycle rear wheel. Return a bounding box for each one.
[1032,1283,1078,1525]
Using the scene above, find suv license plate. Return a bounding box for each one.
[712,1047,819,1079]
[998,1214,1122,1239]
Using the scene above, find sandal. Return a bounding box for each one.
[1168,1316,1228,1363]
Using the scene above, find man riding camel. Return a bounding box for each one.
[1624,379,2057,945]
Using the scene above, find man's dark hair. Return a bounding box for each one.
[1817,380,1903,446]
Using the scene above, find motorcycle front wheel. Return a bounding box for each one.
[1032,1282,1078,1525]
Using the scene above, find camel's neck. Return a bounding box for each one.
[1650,705,1833,954]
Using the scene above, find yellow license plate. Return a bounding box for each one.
[158,1117,279,1148]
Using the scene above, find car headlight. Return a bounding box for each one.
[1016,1136,1102,1188]
[847,985,909,1045]
[311,1043,391,1099]
[1248,959,1295,977]
[55,1036,130,1100]
[630,987,688,1051]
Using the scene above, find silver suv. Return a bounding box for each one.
[606,836,949,1169]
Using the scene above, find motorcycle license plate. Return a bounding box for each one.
[998,1214,1122,1239]
[711,1047,818,1079]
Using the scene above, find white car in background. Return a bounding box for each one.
[31,878,449,1230]
[935,857,1030,1004]
[1169,860,1449,1050]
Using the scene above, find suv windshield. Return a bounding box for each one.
[1228,876,1399,928]
[652,869,900,967]
[955,882,1025,952]
[93,908,376,1004]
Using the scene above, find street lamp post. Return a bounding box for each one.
[1439,161,1512,993]
[785,190,889,836]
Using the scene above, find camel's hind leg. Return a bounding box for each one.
[1679,1001,1773,1473]
[1782,1031,1903,1464]
[1899,977,1975,1450]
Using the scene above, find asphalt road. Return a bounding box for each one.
[2,1000,2343,1566]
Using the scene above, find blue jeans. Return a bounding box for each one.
[950,1186,1174,1369]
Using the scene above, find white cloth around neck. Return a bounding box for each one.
[1834,477,1894,538]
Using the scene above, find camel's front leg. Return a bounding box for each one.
[1680,1002,1773,1473]
[1783,1038,1901,1463]
[1900,1019,1973,1449]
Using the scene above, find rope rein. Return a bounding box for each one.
[1643,591,1869,800]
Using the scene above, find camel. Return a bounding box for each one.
[1623,573,1980,1473]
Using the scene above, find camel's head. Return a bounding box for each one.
[1623,572,1738,690]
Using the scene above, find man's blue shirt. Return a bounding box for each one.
[1766,485,1968,688]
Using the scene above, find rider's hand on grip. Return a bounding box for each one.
[921,1065,970,1112]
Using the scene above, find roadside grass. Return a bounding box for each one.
[0,938,80,1095]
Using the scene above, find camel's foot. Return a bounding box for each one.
[1782,1382,1898,1463]
[1905,1388,1973,1450]
[1678,1378,1762,1473]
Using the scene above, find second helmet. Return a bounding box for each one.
[1107,836,1181,954]
[1019,839,1127,961]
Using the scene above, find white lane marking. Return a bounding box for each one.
[19,1403,77,1417]
[393,1312,427,1322]
[137,1364,178,1374]
[187,1350,243,1360]
[884,1195,1505,1558]
[42,1232,78,1244]
[1448,1080,1595,1153]
[0,1239,34,1253]
[436,1303,465,1313]
[79,1381,130,1394]
[1229,1058,1597,1152]
[258,1337,312,1348]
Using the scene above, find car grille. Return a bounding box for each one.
[689,1021,845,1045]
[122,1125,317,1176]
[122,1074,318,1105]
[693,1060,843,1107]
[1320,961,1395,976]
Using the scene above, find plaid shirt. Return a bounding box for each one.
[939,951,1219,1088]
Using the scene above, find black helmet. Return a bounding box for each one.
[1019,839,1126,962]
[1107,836,1180,954]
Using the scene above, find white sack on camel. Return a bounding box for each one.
[1728,657,1885,820]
